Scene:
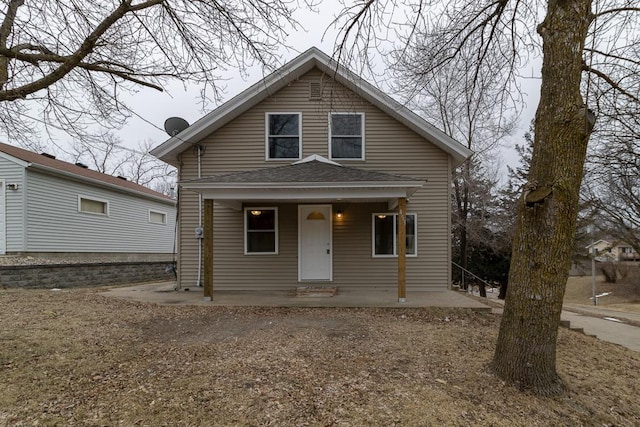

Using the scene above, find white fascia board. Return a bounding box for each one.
[322,65,473,165]
[181,180,423,190]
[150,51,323,163]
[28,164,176,206]
[293,154,342,166]
[0,151,30,167]
[192,187,411,201]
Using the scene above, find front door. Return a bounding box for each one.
[299,205,332,281]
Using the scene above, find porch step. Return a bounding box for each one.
[296,286,338,297]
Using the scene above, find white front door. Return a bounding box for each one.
[299,205,332,281]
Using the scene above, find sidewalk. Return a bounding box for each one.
[488,295,640,352]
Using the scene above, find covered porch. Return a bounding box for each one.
[180,156,429,303]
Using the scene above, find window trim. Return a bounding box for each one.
[329,112,365,160]
[148,209,167,225]
[78,195,109,216]
[371,212,418,258]
[265,112,302,161]
[244,207,279,255]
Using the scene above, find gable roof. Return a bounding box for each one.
[0,142,174,204]
[150,47,473,166]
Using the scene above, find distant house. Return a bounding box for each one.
[0,142,176,261]
[586,239,639,262]
[151,47,472,300]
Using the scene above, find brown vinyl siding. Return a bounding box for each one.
[176,67,452,290]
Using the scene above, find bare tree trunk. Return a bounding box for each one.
[453,161,471,290]
[479,282,486,298]
[492,0,594,396]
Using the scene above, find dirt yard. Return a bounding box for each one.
[1,287,639,426]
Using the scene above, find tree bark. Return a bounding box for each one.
[492,0,594,396]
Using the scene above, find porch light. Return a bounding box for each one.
[336,209,344,219]
[377,214,386,219]
[250,210,262,216]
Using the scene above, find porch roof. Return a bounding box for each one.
[180,158,424,209]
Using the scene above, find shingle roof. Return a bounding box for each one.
[0,142,174,202]
[182,160,423,186]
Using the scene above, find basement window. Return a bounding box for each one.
[78,196,109,216]
[149,210,167,225]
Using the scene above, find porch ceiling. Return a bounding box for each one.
[179,159,425,209]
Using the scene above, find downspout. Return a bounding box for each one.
[196,144,203,287]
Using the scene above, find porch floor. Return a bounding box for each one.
[102,281,490,311]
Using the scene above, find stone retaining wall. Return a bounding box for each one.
[0,261,176,289]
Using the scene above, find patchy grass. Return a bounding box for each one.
[566,275,640,310]
[1,288,639,426]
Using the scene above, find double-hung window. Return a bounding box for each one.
[330,113,364,160]
[266,113,301,159]
[245,208,278,254]
[373,213,417,257]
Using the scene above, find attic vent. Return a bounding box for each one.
[75,162,88,169]
[309,81,322,100]
[117,175,128,181]
[40,152,55,159]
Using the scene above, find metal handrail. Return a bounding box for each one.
[451,261,494,291]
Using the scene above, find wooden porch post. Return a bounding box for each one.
[203,198,214,301]
[398,197,407,302]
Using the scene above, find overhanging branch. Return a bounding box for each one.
[582,63,640,103]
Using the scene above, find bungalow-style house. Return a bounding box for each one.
[586,239,640,262]
[0,142,176,261]
[150,47,473,301]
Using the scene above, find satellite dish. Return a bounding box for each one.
[164,117,190,136]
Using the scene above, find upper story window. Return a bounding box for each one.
[266,113,301,160]
[78,196,109,216]
[330,113,364,160]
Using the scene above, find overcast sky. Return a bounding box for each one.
[113,3,542,176]
[25,2,543,175]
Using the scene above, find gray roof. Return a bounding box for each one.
[181,160,423,186]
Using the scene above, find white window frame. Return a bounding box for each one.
[244,207,279,255]
[371,212,418,258]
[78,195,109,216]
[265,112,302,160]
[329,112,365,160]
[148,209,167,225]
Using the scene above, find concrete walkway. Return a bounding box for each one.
[102,281,490,310]
[488,296,640,352]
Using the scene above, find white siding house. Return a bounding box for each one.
[0,142,176,260]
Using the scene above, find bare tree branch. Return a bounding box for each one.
[0,0,304,144]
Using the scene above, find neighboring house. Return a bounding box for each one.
[150,47,472,300]
[0,142,176,261]
[586,239,640,262]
